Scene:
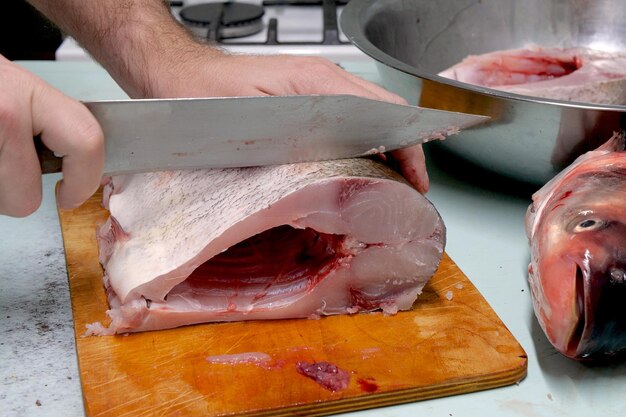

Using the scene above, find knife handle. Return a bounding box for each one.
[34,135,63,174]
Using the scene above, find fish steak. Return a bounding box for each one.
[440,46,626,105]
[90,159,446,334]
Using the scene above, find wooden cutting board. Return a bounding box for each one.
[59,190,527,417]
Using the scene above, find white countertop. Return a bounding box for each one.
[1,61,625,417]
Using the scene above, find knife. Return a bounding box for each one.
[37,95,488,175]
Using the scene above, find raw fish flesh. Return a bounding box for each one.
[439,46,626,105]
[296,361,350,392]
[525,131,626,359]
[89,159,445,334]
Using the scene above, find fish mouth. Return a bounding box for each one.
[566,262,626,360]
[565,264,586,358]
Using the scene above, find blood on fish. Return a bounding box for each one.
[172,226,346,303]
[549,203,566,212]
[338,178,374,205]
[348,288,384,311]
[557,190,573,201]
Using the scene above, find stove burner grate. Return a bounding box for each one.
[179,2,265,40]
[174,0,350,45]
[261,0,349,46]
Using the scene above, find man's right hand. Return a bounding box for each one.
[0,55,104,217]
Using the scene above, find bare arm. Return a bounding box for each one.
[27,0,429,192]
[27,0,209,98]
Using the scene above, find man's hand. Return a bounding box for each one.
[0,55,104,216]
[28,0,429,193]
[154,52,430,192]
[149,53,402,100]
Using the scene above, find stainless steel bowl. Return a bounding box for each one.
[340,0,626,184]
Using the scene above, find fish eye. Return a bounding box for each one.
[572,218,606,233]
[579,219,597,228]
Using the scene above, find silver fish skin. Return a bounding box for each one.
[525,131,626,359]
[89,159,446,334]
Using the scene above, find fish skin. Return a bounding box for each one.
[91,159,446,334]
[439,46,626,105]
[525,131,626,359]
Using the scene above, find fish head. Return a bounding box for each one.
[529,169,626,360]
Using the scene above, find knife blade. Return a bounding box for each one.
[37,95,488,175]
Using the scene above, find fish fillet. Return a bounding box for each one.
[439,46,626,105]
[90,159,445,334]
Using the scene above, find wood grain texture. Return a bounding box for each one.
[59,190,527,417]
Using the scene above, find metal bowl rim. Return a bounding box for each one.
[340,0,626,112]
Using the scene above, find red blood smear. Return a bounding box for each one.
[357,377,379,393]
[531,56,580,77]
[549,190,573,213]
[349,288,385,310]
[178,226,346,299]
[558,190,573,201]
[485,55,582,86]
[296,361,350,392]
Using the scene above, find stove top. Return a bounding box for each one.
[56,0,370,62]
[178,2,266,40]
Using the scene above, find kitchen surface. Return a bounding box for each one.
[2,0,626,415]
[2,60,626,417]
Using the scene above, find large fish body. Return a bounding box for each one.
[439,46,626,105]
[90,159,445,334]
[525,132,626,359]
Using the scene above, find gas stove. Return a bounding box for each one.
[55,0,371,62]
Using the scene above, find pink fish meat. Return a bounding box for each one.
[89,159,445,334]
[439,46,626,105]
[296,361,350,392]
[525,131,626,359]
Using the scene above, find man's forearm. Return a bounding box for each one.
[28,0,220,97]
[25,1,430,193]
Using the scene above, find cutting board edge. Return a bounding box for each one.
[221,361,529,417]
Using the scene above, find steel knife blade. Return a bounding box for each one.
[37,95,488,175]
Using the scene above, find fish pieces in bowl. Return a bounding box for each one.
[340,0,626,185]
[439,46,626,105]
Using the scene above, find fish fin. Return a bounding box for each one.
[597,131,626,152]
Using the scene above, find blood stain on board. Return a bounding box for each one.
[357,377,379,393]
